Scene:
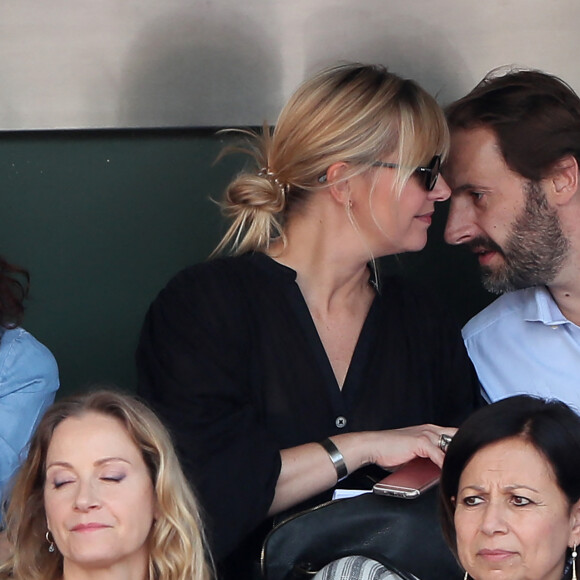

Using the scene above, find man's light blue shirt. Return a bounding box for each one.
[463,286,580,414]
[0,327,59,512]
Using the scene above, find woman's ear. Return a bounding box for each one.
[324,162,351,205]
[548,155,578,206]
[568,499,580,547]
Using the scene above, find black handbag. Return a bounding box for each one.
[260,486,462,580]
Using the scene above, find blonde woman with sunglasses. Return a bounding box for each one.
[137,63,482,578]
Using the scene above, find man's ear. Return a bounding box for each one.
[324,162,351,205]
[548,155,578,206]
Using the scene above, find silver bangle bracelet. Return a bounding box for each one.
[319,437,348,482]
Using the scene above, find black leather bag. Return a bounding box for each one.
[260,486,462,580]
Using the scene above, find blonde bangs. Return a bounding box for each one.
[392,87,449,196]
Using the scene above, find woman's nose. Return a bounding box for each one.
[428,175,451,202]
[480,502,509,536]
[73,480,101,511]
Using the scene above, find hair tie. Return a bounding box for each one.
[257,167,289,199]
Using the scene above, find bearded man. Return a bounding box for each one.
[444,68,580,411]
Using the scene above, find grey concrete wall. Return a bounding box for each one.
[1,0,578,129]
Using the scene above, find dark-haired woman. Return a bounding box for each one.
[440,395,580,580]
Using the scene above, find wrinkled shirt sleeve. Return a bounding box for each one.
[136,264,282,560]
[0,328,59,507]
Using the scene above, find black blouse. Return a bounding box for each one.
[136,252,482,568]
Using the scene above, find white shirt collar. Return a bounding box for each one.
[523,285,570,326]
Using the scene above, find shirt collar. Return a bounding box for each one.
[523,286,570,326]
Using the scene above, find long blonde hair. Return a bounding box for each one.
[213,62,449,255]
[0,390,212,580]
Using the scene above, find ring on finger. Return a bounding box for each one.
[439,434,453,453]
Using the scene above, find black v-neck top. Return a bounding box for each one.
[136,252,481,567]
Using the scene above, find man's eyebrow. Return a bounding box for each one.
[452,182,490,194]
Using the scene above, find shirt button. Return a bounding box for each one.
[551,325,558,330]
[335,416,347,428]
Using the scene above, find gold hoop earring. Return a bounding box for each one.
[46,530,55,553]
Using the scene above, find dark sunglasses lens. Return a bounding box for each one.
[427,156,441,191]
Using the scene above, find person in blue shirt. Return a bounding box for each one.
[443,68,580,411]
[0,256,59,516]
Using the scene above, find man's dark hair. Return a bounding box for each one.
[446,68,580,181]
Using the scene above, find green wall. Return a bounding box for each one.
[1,129,493,397]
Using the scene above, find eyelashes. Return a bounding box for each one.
[101,474,126,483]
[462,495,483,506]
[460,494,534,507]
[53,479,74,489]
[50,473,126,489]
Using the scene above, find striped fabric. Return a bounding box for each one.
[313,556,408,580]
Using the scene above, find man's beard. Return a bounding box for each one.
[469,181,570,294]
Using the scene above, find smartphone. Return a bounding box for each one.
[372,457,441,499]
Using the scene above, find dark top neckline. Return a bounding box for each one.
[244,251,380,409]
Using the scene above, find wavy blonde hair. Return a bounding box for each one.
[213,62,449,255]
[0,390,212,580]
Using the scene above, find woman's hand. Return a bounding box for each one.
[269,424,456,515]
[365,424,457,469]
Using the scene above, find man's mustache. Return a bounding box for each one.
[467,235,505,257]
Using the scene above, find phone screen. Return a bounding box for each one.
[372,457,441,499]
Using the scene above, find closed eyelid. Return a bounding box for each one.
[100,468,127,478]
[48,472,76,489]
[46,465,75,482]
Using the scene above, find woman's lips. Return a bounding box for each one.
[478,549,517,562]
[415,212,433,225]
[70,523,110,532]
